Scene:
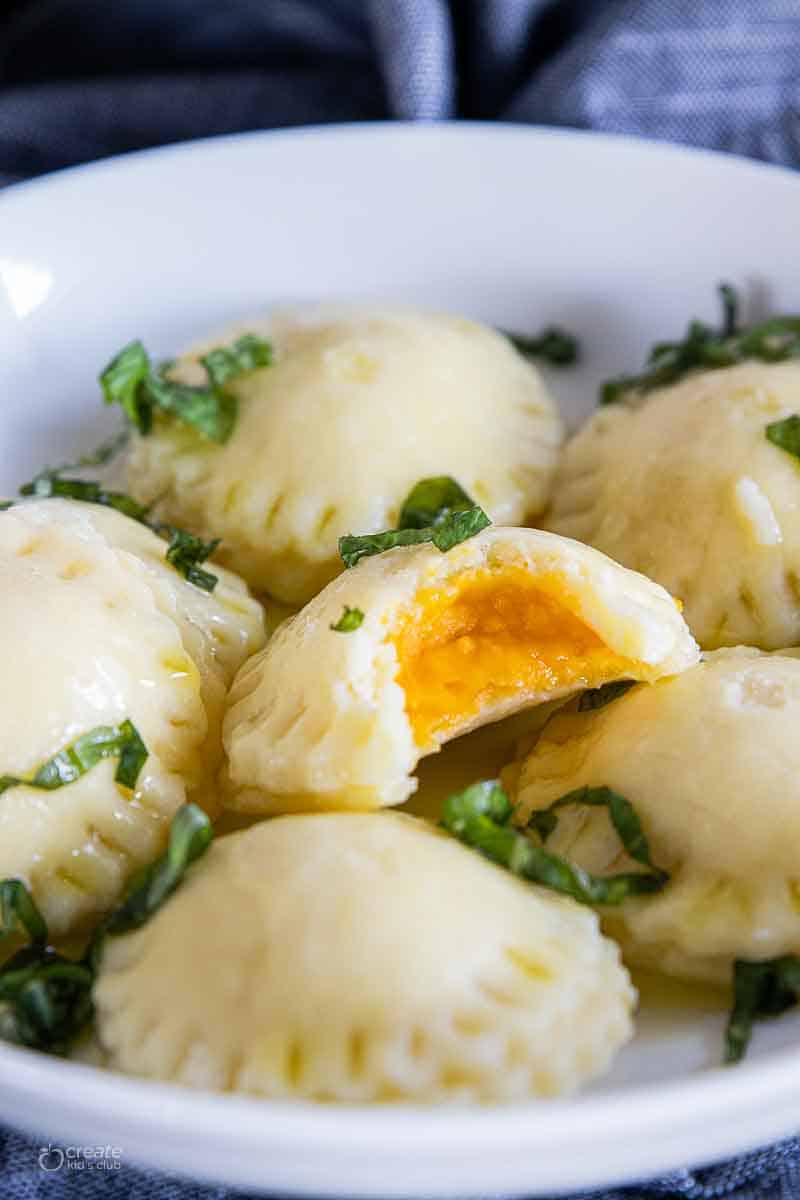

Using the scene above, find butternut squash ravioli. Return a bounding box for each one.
[223,527,698,813]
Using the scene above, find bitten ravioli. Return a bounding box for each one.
[126,308,564,605]
[0,499,264,936]
[223,527,698,813]
[547,360,800,649]
[512,648,800,985]
[93,812,635,1102]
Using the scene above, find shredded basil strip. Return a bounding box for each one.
[19,468,221,592]
[441,781,667,906]
[100,334,272,443]
[526,785,666,885]
[0,720,147,798]
[0,501,13,512]
[96,803,213,947]
[577,680,636,712]
[397,475,476,530]
[330,606,365,632]
[0,946,95,1054]
[765,415,800,462]
[99,340,153,433]
[161,527,221,593]
[340,500,490,569]
[0,804,213,1054]
[202,333,274,387]
[0,881,47,945]
[20,474,148,522]
[503,326,579,366]
[600,284,800,405]
[725,957,800,1064]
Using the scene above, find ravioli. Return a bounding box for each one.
[126,308,564,606]
[223,527,698,813]
[93,812,635,1102]
[512,648,800,985]
[0,499,264,936]
[547,360,800,649]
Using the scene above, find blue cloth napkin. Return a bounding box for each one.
[1,1,799,1196]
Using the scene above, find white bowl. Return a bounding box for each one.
[2,123,800,1197]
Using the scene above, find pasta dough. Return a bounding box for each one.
[0,499,264,936]
[223,526,698,813]
[93,812,635,1102]
[126,307,564,605]
[547,361,800,650]
[512,647,800,985]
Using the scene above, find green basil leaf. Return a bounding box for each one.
[0,881,47,945]
[0,720,148,798]
[161,526,220,593]
[330,606,365,632]
[99,334,272,444]
[0,805,212,1054]
[19,467,220,593]
[765,415,800,461]
[20,474,149,521]
[340,504,490,569]
[526,785,665,880]
[725,956,800,1064]
[577,680,636,712]
[600,284,800,404]
[202,334,274,388]
[99,340,153,433]
[503,326,579,366]
[441,781,667,906]
[0,502,13,512]
[99,804,213,943]
[0,947,94,1054]
[430,505,491,550]
[143,372,238,444]
[398,476,476,530]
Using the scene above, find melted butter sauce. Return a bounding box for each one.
[631,969,730,1013]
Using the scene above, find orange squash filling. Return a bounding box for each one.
[391,566,634,749]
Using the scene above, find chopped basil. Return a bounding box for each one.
[339,506,490,568]
[100,334,272,443]
[340,478,490,571]
[142,370,238,444]
[19,466,221,593]
[99,340,153,433]
[0,720,147,798]
[330,606,365,632]
[503,326,579,366]
[765,415,800,461]
[0,804,212,1054]
[20,474,148,522]
[441,780,667,906]
[162,527,221,593]
[0,946,94,1054]
[526,785,666,887]
[0,502,13,512]
[601,284,800,405]
[202,333,273,388]
[398,476,476,530]
[97,804,212,944]
[0,881,47,945]
[577,680,636,712]
[725,956,800,1064]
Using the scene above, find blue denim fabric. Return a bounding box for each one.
[1,1,799,1195]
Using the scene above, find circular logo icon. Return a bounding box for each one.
[38,1145,64,1172]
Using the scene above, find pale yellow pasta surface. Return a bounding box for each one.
[94,812,635,1102]
[126,308,564,605]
